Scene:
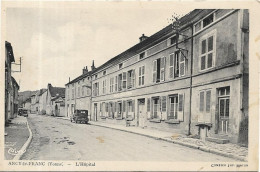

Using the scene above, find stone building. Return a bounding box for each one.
[65,65,93,119]
[89,9,249,144]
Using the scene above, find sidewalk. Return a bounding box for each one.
[4,115,32,160]
[57,117,248,161]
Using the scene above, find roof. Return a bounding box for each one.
[24,97,31,103]
[11,77,19,90]
[92,9,214,74]
[49,85,65,97]
[5,41,15,63]
[65,70,93,86]
[37,88,47,96]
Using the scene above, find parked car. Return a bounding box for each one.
[22,109,29,117]
[70,110,89,124]
[18,108,23,116]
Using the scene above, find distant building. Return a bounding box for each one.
[65,65,93,118]
[11,77,20,118]
[46,83,65,116]
[23,97,31,111]
[38,89,47,115]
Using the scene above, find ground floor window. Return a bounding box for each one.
[127,100,135,118]
[169,95,178,119]
[152,98,160,119]
[117,102,122,118]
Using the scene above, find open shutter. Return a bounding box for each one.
[160,57,166,81]
[169,54,174,78]
[179,50,186,76]
[205,90,211,123]
[199,91,205,122]
[132,100,135,118]
[178,94,184,121]
[127,71,130,88]
[123,100,126,118]
[153,60,157,83]
[123,72,127,89]
[132,70,135,88]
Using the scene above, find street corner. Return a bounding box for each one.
[4,118,30,160]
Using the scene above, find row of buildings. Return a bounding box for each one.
[5,41,20,124]
[21,84,65,116]
[66,9,249,145]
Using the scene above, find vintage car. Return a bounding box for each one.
[22,109,29,117]
[70,110,89,124]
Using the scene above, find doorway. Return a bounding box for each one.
[137,99,145,127]
[217,87,230,134]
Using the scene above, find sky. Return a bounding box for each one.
[5,2,191,91]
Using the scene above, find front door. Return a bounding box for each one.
[138,99,145,127]
[218,97,230,134]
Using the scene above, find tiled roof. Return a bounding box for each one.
[37,89,47,96]
[92,9,214,73]
[66,70,93,85]
[50,86,65,97]
[5,41,15,63]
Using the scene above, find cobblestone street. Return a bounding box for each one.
[22,114,236,161]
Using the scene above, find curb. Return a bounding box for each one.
[13,117,33,160]
[89,122,247,162]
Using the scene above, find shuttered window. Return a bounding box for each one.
[139,66,145,86]
[147,98,151,112]
[200,31,215,71]
[199,91,204,112]
[199,90,211,113]
[160,57,166,81]
[169,53,174,78]
[153,60,157,83]
[161,96,167,112]
[122,72,127,89]
[115,76,118,92]
[206,90,211,112]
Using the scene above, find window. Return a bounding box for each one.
[167,94,184,121]
[93,82,99,96]
[115,76,118,92]
[199,90,211,113]
[118,72,127,91]
[102,80,106,94]
[67,89,70,100]
[218,87,230,118]
[82,85,84,96]
[127,100,135,118]
[169,51,186,79]
[95,75,97,79]
[117,102,122,118]
[152,98,159,118]
[169,95,178,119]
[127,70,135,89]
[153,57,166,83]
[103,71,106,76]
[170,36,177,45]
[78,86,80,97]
[72,89,74,99]
[200,31,215,71]
[108,102,114,118]
[110,77,114,93]
[119,63,123,69]
[139,66,145,86]
[203,13,214,28]
[139,52,145,60]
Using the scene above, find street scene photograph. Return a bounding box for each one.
[3,1,257,171]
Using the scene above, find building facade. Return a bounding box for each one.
[65,66,93,119]
[87,9,249,144]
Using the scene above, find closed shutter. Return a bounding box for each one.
[127,71,130,88]
[160,57,166,81]
[179,50,186,76]
[153,60,157,83]
[169,54,174,78]
[115,76,117,92]
[178,94,184,121]
[132,100,135,118]
[199,91,204,112]
[161,96,167,112]
[147,98,151,112]
[132,70,135,88]
[123,100,126,112]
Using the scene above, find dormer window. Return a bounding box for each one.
[119,63,123,69]
[170,36,177,45]
[139,52,145,60]
[203,13,214,28]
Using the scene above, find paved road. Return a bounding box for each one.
[23,114,235,161]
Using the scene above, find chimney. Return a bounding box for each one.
[139,34,148,42]
[85,66,88,72]
[47,83,52,89]
[91,60,96,71]
[83,66,89,74]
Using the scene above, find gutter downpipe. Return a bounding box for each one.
[188,23,194,135]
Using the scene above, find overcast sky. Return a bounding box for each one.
[6,2,191,91]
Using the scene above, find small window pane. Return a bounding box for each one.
[201,56,206,70]
[208,36,213,51]
[219,99,225,117]
[226,99,230,117]
[202,40,206,54]
[207,53,213,68]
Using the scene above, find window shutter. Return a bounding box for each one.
[160,57,166,81]
[178,94,184,121]
[179,50,186,76]
[161,96,167,112]
[115,76,117,92]
[132,70,135,88]
[206,90,211,113]
[153,60,157,83]
[199,91,204,112]
[169,54,174,78]
[147,98,151,112]
[127,71,130,88]
[132,100,135,118]
[123,100,126,112]
[123,72,127,89]
[100,103,102,112]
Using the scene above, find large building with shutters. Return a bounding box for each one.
[67,9,249,144]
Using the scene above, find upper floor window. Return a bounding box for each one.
[93,82,99,96]
[127,70,135,89]
[115,76,118,92]
[139,66,145,86]
[103,71,106,76]
[119,63,123,69]
[82,86,84,96]
[153,57,165,83]
[139,52,145,60]
[95,75,97,79]
[110,77,114,93]
[169,51,186,78]
[199,31,216,71]
[118,72,127,91]
[102,80,106,94]
[203,13,214,28]
[194,12,216,33]
[170,36,177,45]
